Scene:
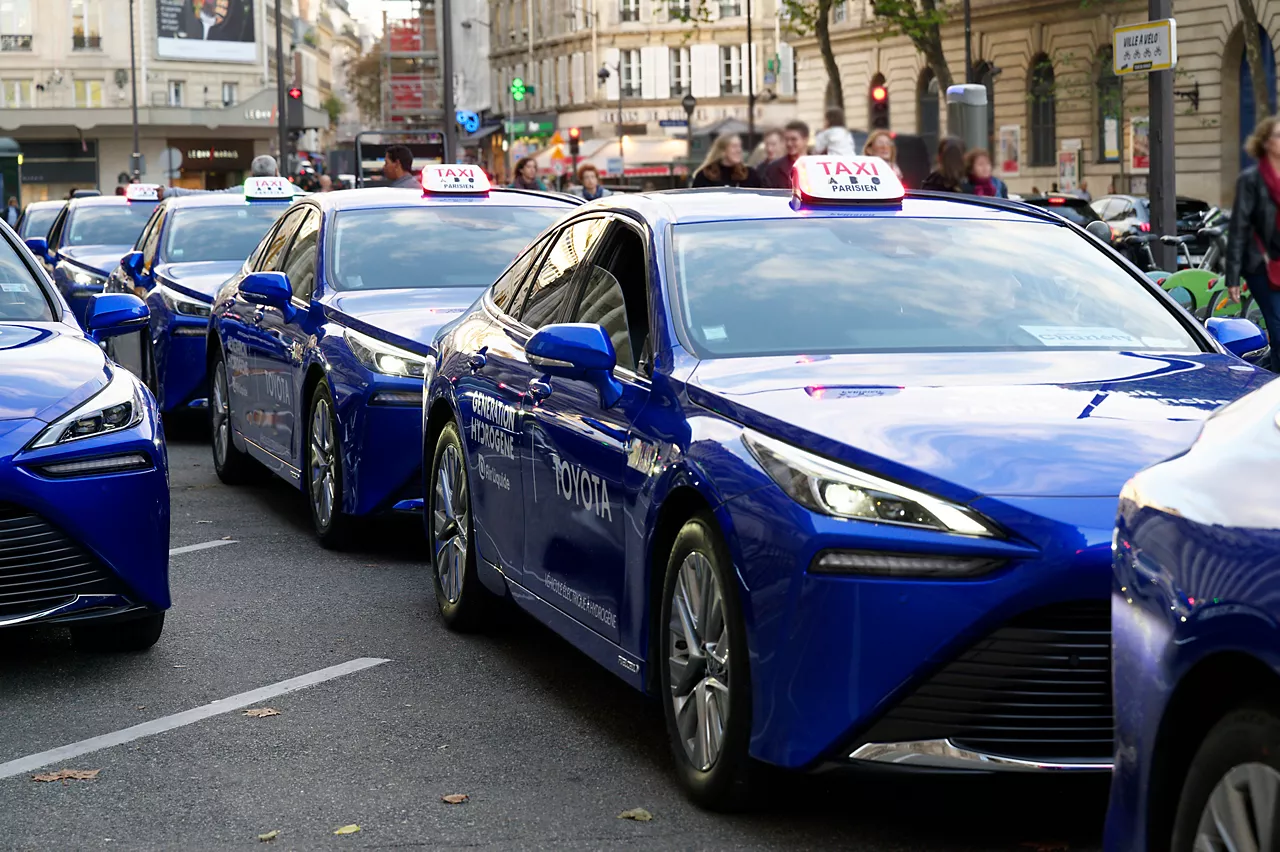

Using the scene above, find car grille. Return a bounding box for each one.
[0,503,124,620]
[857,601,1113,760]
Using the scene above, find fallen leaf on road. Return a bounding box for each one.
[196,520,213,524]
[333,825,361,836]
[257,830,280,842]
[172,665,186,668]
[617,808,653,822]
[243,708,280,718]
[441,794,468,804]
[221,535,233,540]
[32,768,100,783]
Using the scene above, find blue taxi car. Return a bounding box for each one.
[25,185,160,327]
[0,215,169,649]
[207,166,576,547]
[105,176,299,413]
[15,200,65,242]
[423,156,1274,808]
[1107,377,1280,852]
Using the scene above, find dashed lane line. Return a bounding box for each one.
[169,539,238,556]
[0,657,391,780]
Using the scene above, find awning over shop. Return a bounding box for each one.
[532,136,690,178]
[460,125,503,145]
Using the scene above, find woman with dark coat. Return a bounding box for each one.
[1227,115,1280,371]
[692,134,762,188]
[921,137,966,193]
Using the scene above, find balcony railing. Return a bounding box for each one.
[72,34,101,50]
[0,34,32,51]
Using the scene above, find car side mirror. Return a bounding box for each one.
[1206,317,1268,359]
[1085,221,1112,243]
[526,322,623,408]
[239,271,297,322]
[121,250,145,282]
[24,236,48,261]
[84,293,149,342]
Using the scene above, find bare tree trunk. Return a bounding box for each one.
[1240,0,1271,121]
[815,0,843,110]
[917,0,953,91]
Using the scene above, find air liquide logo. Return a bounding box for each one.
[550,452,613,522]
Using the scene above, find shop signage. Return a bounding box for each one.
[1113,19,1177,75]
[244,108,274,121]
[170,139,253,171]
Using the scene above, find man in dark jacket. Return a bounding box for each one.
[1226,114,1280,370]
[760,120,810,189]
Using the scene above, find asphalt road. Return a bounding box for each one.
[0,419,1108,851]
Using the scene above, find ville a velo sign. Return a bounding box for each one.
[1113,19,1177,75]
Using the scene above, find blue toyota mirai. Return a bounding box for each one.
[423,156,1275,808]
[207,166,577,547]
[15,199,65,242]
[0,214,169,649]
[25,185,160,328]
[1107,376,1280,851]
[103,176,300,413]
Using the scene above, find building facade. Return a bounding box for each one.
[793,0,1279,205]
[487,0,798,180]
[0,0,330,201]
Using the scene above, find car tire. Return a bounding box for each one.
[1171,707,1280,852]
[306,382,356,550]
[659,513,754,811]
[72,612,165,653]
[210,348,259,485]
[427,421,492,631]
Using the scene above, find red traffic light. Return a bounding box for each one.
[871,85,887,102]
[288,87,302,100]
[568,127,581,140]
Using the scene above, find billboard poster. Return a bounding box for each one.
[388,19,424,52]
[1057,149,1079,192]
[1130,116,1151,172]
[157,0,256,62]
[998,125,1020,177]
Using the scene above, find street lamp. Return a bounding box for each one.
[598,63,624,177]
[128,0,141,178]
[682,93,696,183]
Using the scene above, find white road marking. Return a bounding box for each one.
[169,540,237,556]
[0,657,390,780]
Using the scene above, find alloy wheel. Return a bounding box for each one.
[212,366,230,466]
[309,399,336,529]
[1194,762,1280,851]
[432,444,468,605]
[668,551,730,772]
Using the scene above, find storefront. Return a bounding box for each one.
[20,140,99,202]
[167,139,256,190]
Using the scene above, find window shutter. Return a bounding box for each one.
[640,46,657,98]
[651,45,671,98]
[558,55,569,104]
[777,43,794,96]
[741,42,758,93]
[691,44,719,97]
[571,52,585,104]
[604,47,620,101]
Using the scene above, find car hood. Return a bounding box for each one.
[325,287,485,356]
[156,260,243,302]
[0,324,108,422]
[60,245,133,276]
[690,350,1273,498]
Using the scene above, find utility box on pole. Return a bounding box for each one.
[945,84,988,152]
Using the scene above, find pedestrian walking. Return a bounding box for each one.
[749,128,784,167]
[814,107,856,157]
[4,197,18,228]
[692,134,761,188]
[572,164,611,200]
[921,137,966,193]
[1226,115,1280,370]
[511,157,548,191]
[381,145,419,189]
[863,129,905,180]
[760,120,811,189]
[962,148,1008,198]
[1074,180,1092,202]
[318,174,334,192]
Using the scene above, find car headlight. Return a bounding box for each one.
[742,430,997,537]
[155,283,212,318]
[345,328,432,379]
[56,260,106,289]
[28,367,145,449]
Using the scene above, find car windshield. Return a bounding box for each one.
[18,207,60,240]
[63,204,156,247]
[163,205,289,264]
[1026,199,1098,226]
[0,245,53,321]
[671,217,1201,357]
[329,205,567,290]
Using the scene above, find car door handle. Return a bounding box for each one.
[528,378,552,402]
[467,350,487,371]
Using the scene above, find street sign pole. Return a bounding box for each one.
[441,0,457,164]
[1149,0,1176,271]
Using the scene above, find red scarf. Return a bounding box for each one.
[1260,156,1280,209]
[970,176,997,197]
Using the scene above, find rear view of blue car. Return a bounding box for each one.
[0,216,170,650]
[1108,376,1280,852]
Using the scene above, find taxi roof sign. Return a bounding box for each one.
[791,156,905,207]
[124,183,161,202]
[244,176,294,200]
[421,164,491,196]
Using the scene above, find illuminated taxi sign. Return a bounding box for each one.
[124,183,161,202]
[791,156,904,207]
[421,164,491,195]
[243,176,294,200]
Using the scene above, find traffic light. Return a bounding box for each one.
[870,83,889,129]
[286,85,304,130]
[568,127,580,157]
[510,77,526,102]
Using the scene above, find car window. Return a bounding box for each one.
[63,204,156,246]
[257,207,309,272]
[328,205,566,291]
[280,209,321,301]
[0,243,54,321]
[490,234,552,314]
[516,217,607,329]
[18,207,59,240]
[45,207,69,250]
[571,267,633,370]
[671,217,1201,358]
[162,205,289,265]
[569,222,650,372]
[140,209,166,272]
[1031,200,1099,226]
